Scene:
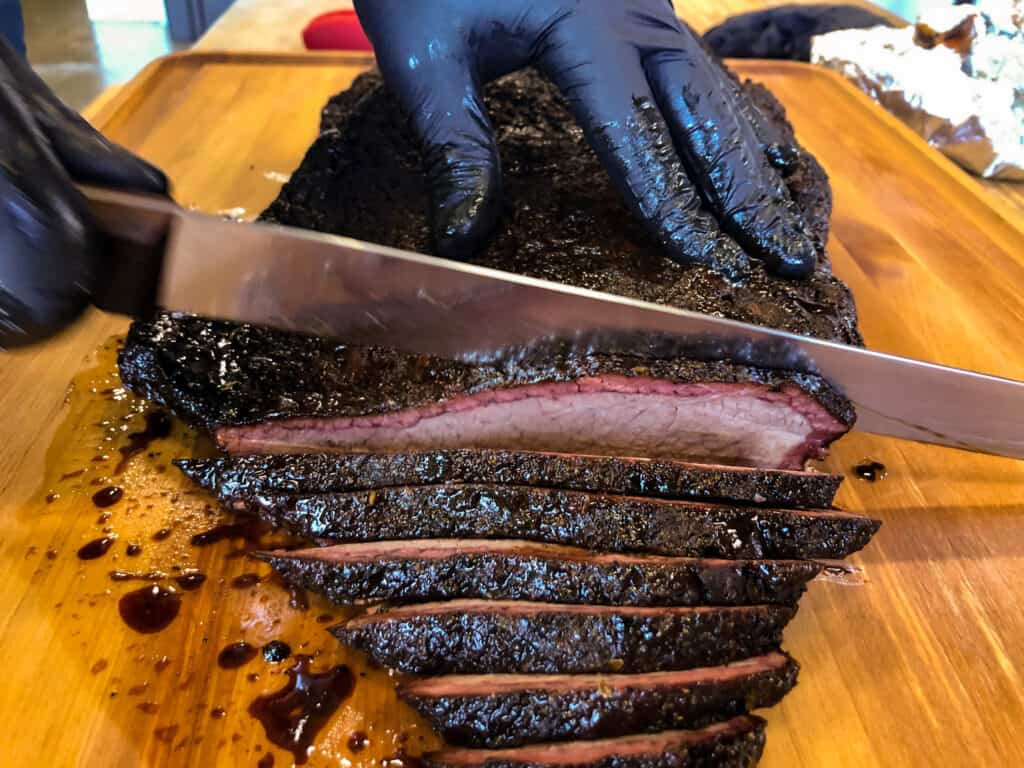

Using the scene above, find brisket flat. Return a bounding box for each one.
[254,539,820,607]
[248,484,878,560]
[423,715,766,768]
[175,449,843,509]
[400,652,797,748]
[331,600,795,675]
[120,314,852,470]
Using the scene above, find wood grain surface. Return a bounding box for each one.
[1,52,1022,768]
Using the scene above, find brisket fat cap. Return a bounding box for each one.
[400,652,797,748]
[254,538,821,607]
[422,715,767,768]
[119,314,852,470]
[173,449,844,509]
[331,600,795,675]
[248,484,880,560]
[265,68,859,345]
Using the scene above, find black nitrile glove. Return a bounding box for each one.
[354,0,817,279]
[0,40,167,348]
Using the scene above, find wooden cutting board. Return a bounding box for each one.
[1,51,1022,768]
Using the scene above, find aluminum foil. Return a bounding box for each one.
[811,0,1024,180]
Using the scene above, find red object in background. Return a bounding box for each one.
[303,9,374,52]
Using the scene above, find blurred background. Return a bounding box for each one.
[21,0,937,111]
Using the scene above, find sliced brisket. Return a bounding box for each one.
[423,715,766,768]
[331,600,794,675]
[249,484,878,560]
[120,315,852,470]
[174,449,842,509]
[400,652,797,748]
[254,539,821,607]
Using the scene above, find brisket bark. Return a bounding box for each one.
[249,484,878,560]
[175,449,843,509]
[331,600,795,675]
[254,539,821,607]
[264,69,860,345]
[120,314,852,469]
[423,715,767,768]
[400,652,797,748]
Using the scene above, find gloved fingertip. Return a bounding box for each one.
[657,211,752,283]
[431,167,502,261]
[766,231,817,279]
[765,142,801,178]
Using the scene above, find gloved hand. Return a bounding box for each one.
[0,40,167,348]
[354,0,817,278]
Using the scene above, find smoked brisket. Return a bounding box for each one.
[400,652,797,748]
[332,600,794,675]
[422,715,767,768]
[254,539,821,607]
[119,69,864,470]
[249,484,878,560]
[120,314,852,469]
[174,449,843,509]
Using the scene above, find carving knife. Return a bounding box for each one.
[82,185,1024,460]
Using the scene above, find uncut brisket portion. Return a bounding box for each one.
[174,449,843,509]
[423,715,767,768]
[250,484,879,560]
[331,600,795,675]
[120,315,852,470]
[400,652,797,748]
[254,539,821,607]
[264,69,859,346]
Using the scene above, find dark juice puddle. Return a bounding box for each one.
[231,573,262,589]
[175,572,207,591]
[248,656,354,765]
[853,459,887,482]
[92,486,124,508]
[119,585,181,634]
[218,642,259,669]
[191,519,265,548]
[115,410,173,473]
[78,536,118,560]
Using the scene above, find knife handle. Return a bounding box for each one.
[80,185,173,317]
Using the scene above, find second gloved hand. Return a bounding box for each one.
[354,0,817,278]
[0,40,167,348]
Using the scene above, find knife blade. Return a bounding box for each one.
[82,185,1024,460]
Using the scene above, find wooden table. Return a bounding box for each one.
[1,50,1023,767]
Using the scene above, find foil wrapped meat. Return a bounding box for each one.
[811,0,1024,180]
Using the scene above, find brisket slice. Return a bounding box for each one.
[423,715,766,768]
[254,539,820,607]
[266,69,860,346]
[174,449,843,509]
[331,600,795,675]
[249,484,878,560]
[400,652,797,748]
[120,315,851,470]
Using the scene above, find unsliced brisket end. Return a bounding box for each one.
[400,652,797,748]
[249,484,879,560]
[120,315,852,470]
[266,70,860,346]
[423,715,766,768]
[331,600,795,675]
[253,539,821,607]
[174,449,843,509]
